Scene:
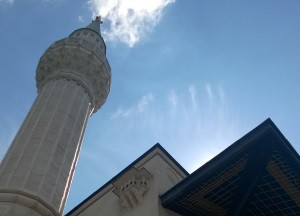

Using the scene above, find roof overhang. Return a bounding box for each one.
[161,119,300,216]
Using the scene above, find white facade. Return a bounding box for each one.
[67,145,187,216]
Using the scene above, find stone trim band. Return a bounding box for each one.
[0,190,59,216]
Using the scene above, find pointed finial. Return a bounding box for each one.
[85,15,103,34]
[95,15,103,24]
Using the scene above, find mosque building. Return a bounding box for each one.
[0,18,299,216]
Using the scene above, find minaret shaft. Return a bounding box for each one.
[0,78,91,215]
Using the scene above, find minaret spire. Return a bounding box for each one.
[85,15,103,34]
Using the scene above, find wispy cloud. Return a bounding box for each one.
[168,90,179,108]
[108,84,240,172]
[188,84,198,110]
[0,0,15,4]
[0,0,51,4]
[78,15,84,23]
[206,83,213,101]
[138,93,154,112]
[111,93,154,118]
[88,0,175,47]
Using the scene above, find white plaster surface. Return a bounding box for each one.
[68,147,186,216]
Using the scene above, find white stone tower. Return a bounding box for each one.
[0,17,111,216]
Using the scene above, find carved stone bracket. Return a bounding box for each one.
[113,168,152,211]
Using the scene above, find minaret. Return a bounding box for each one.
[0,16,111,216]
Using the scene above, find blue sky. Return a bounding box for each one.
[0,0,300,214]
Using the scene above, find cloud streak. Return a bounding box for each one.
[111,93,154,118]
[0,0,14,4]
[0,0,52,4]
[88,0,175,47]
[108,84,240,172]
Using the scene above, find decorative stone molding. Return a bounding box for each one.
[36,28,111,114]
[0,190,59,216]
[113,168,152,211]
